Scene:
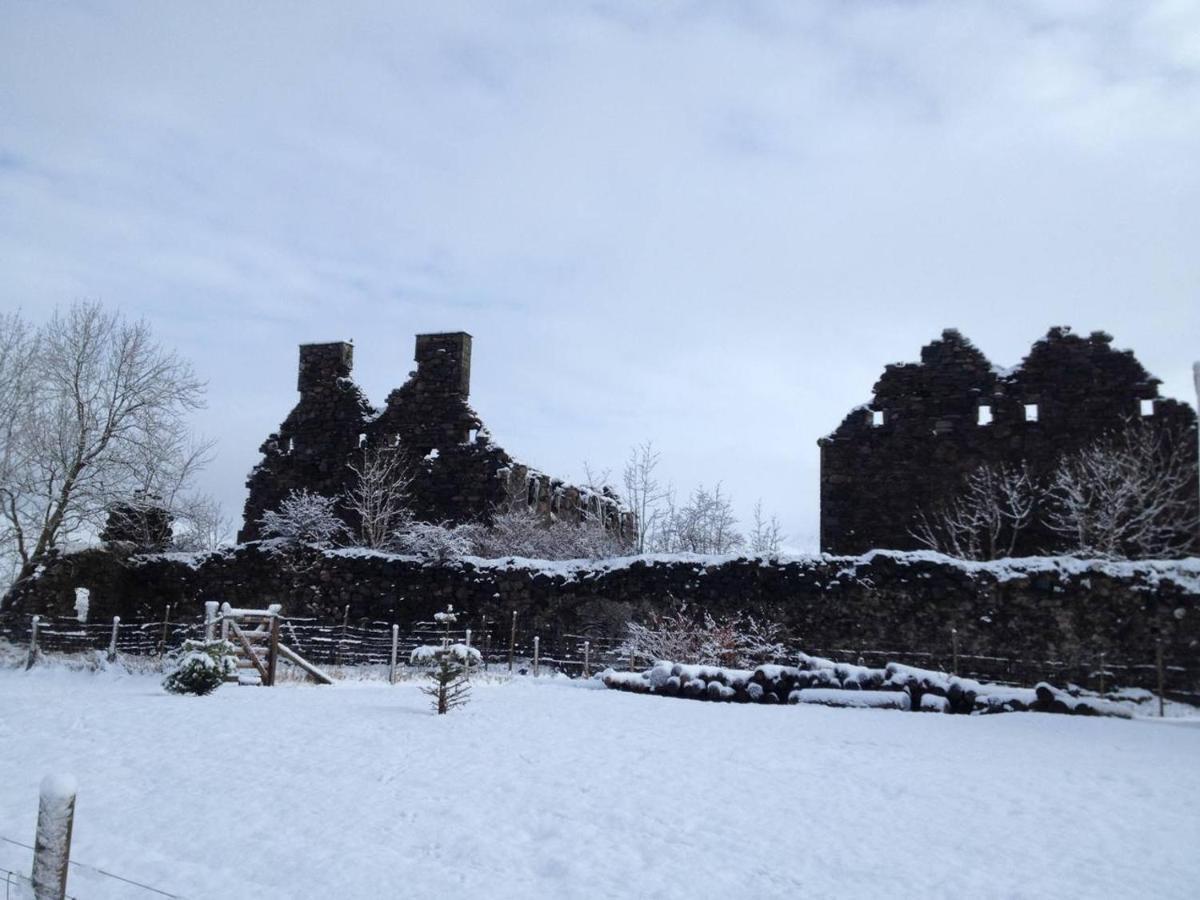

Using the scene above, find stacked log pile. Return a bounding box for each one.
[602,654,1133,718]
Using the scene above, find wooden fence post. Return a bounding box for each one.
[389,624,399,685]
[31,773,76,900]
[508,611,516,673]
[107,616,120,662]
[951,628,959,676]
[1098,652,1106,696]
[533,636,540,677]
[26,614,40,670]
[583,641,590,678]
[465,628,472,670]
[266,612,280,687]
[159,603,171,655]
[1156,640,1165,718]
[204,601,218,641]
[335,604,350,667]
[220,602,231,643]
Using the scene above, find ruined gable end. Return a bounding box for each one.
[818,326,1199,557]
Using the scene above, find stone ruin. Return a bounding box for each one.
[238,332,634,542]
[819,326,1199,556]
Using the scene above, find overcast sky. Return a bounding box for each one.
[2,1,1198,550]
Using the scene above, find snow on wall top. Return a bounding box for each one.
[131,543,1200,595]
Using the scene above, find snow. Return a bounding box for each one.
[37,773,77,805]
[2,669,1199,898]
[792,688,912,710]
[72,588,89,622]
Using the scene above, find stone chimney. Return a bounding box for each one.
[414,332,472,397]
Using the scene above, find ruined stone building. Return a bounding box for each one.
[819,327,1199,556]
[238,332,632,542]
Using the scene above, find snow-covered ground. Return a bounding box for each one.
[1,668,1198,899]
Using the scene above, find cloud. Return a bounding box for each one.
[2,0,1198,550]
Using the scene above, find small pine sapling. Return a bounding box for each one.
[163,638,237,695]
[421,649,472,715]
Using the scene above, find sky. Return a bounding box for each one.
[2,0,1198,551]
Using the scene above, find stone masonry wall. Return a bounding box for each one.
[7,544,1198,693]
[819,327,1199,556]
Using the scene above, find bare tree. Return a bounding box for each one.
[909,462,1038,561]
[0,302,208,592]
[1046,422,1198,559]
[172,494,235,552]
[749,499,785,554]
[653,482,744,554]
[258,489,349,547]
[344,446,415,549]
[622,441,667,554]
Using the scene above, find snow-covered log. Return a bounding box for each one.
[792,689,912,711]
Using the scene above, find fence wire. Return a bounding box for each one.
[2,612,1194,695]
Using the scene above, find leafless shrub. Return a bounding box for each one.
[910,462,1039,560]
[620,600,788,668]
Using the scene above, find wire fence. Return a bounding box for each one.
[1,829,180,898]
[0,611,633,678]
[1,610,1194,696]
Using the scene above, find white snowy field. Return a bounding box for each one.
[1,669,1198,900]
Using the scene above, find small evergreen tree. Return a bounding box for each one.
[163,638,237,695]
[421,650,472,715]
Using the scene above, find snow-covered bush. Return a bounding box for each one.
[472,506,623,560]
[162,639,237,695]
[620,601,788,669]
[393,520,479,560]
[258,489,349,546]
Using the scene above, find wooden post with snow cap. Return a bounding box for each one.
[107,616,120,662]
[583,641,591,678]
[389,624,399,684]
[951,628,959,676]
[30,773,76,900]
[465,628,472,671]
[204,601,218,641]
[26,614,40,670]
[533,636,540,677]
[220,602,231,643]
[508,611,517,673]
[266,607,281,687]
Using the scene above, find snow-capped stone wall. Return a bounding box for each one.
[6,546,1198,692]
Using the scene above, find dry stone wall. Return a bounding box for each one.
[7,544,1198,693]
